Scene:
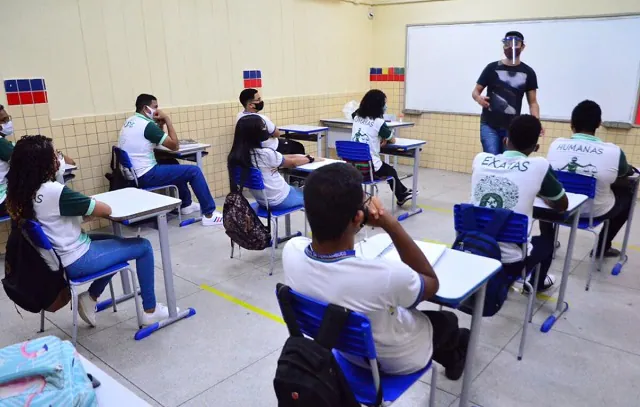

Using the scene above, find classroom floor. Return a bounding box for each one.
[2,167,640,407]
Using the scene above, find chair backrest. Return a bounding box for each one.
[277,286,377,360]
[231,166,265,191]
[21,219,60,270]
[553,170,597,199]
[113,146,137,184]
[335,141,375,182]
[453,204,529,244]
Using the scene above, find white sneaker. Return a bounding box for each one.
[180,202,201,215]
[77,292,97,327]
[141,303,177,326]
[201,211,223,226]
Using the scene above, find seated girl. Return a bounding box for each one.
[227,115,320,210]
[6,135,170,327]
[351,89,412,206]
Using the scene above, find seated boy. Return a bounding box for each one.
[283,163,470,379]
[471,115,568,292]
[118,94,223,226]
[546,100,635,257]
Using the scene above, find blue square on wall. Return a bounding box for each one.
[370,67,376,74]
[256,71,261,79]
[17,79,31,92]
[4,80,17,93]
[249,71,257,79]
[376,68,383,74]
[243,71,250,79]
[30,78,45,91]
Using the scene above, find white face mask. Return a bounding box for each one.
[0,120,14,137]
[144,107,156,120]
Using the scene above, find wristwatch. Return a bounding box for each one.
[306,155,315,163]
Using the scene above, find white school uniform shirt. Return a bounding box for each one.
[236,111,279,150]
[118,113,168,178]
[283,237,433,375]
[250,148,289,207]
[33,181,96,267]
[471,151,565,263]
[546,134,629,218]
[0,137,14,204]
[351,115,393,172]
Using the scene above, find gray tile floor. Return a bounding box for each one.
[2,167,640,407]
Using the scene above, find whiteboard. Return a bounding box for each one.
[405,16,640,123]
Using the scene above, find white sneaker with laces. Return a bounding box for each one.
[141,303,177,326]
[202,211,223,226]
[77,291,97,327]
[538,273,556,293]
[181,202,201,215]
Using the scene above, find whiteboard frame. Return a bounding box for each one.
[403,13,640,125]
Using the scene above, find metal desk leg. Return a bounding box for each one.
[179,150,205,227]
[541,209,579,333]
[612,178,639,275]
[316,133,323,158]
[135,213,196,340]
[112,222,132,294]
[459,284,487,407]
[397,147,423,221]
[195,151,203,171]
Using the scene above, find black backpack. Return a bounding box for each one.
[223,169,272,251]
[104,146,132,191]
[277,138,305,155]
[2,223,69,313]
[274,284,362,407]
[452,204,513,317]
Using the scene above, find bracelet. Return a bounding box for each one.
[306,155,315,163]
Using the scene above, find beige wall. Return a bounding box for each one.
[1,0,372,119]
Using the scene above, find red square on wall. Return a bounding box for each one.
[243,79,251,89]
[6,93,20,106]
[33,91,47,104]
[19,92,33,105]
[369,75,375,82]
[256,79,262,88]
[392,75,399,81]
[399,74,405,82]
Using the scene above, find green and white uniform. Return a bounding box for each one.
[33,182,96,267]
[547,134,630,218]
[0,138,14,205]
[471,151,565,262]
[351,115,393,171]
[118,113,168,178]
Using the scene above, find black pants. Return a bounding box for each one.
[0,202,7,217]
[501,235,555,291]
[374,162,409,200]
[422,310,465,368]
[540,183,632,253]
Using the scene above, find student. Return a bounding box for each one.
[236,88,305,154]
[471,115,567,292]
[0,105,14,217]
[6,135,171,327]
[119,94,223,226]
[228,115,317,210]
[283,163,470,379]
[472,31,540,155]
[546,100,635,257]
[351,89,412,206]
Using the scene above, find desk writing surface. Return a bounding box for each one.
[533,192,588,213]
[92,188,181,221]
[280,124,329,133]
[155,143,211,154]
[295,159,345,172]
[321,118,415,129]
[80,356,151,406]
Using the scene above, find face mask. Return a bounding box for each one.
[503,47,522,60]
[253,101,264,112]
[0,120,14,137]
[144,106,156,120]
[383,105,388,113]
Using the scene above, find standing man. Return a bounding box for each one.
[472,31,540,155]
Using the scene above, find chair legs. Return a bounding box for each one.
[597,221,610,272]
[552,226,560,259]
[230,240,235,258]
[269,218,278,276]
[108,281,117,312]
[428,364,437,407]
[71,286,79,346]
[518,264,540,360]
[586,229,599,291]
[129,268,144,329]
[39,310,45,333]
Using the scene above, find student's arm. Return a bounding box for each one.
[62,154,75,165]
[264,116,280,138]
[539,165,568,212]
[280,154,317,168]
[379,123,396,145]
[613,150,635,187]
[59,187,112,219]
[151,109,179,151]
[0,138,14,162]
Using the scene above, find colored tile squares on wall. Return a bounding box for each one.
[4,78,48,106]
[369,67,404,82]
[242,70,262,89]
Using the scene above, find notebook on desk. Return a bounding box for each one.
[355,234,446,266]
[180,139,198,145]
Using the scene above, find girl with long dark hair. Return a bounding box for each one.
[6,135,169,327]
[227,115,318,210]
[351,89,412,206]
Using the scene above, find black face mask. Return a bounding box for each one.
[504,47,522,60]
[253,101,264,112]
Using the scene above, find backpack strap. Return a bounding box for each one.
[315,304,351,350]
[276,284,303,338]
[482,208,512,238]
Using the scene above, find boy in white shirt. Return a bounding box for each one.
[283,163,470,380]
[546,100,634,257]
[471,115,568,292]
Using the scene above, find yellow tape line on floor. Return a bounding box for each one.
[200,284,285,325]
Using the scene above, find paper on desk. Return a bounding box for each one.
[298,159,345,171]
[355,234,393,259]
[384,240,447,266]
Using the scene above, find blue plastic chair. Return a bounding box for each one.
[453,204,537,360]
[275,284,437,407]
[113,146,181,224]
[21,220,141,345]
[552,171,608,291]
[335,141,395,216]
[231,167,305,275]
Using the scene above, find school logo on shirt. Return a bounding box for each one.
[557,157,597,176]
[473,175,519,209]
[353,128,369,143]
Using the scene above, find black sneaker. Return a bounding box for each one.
[445,328,470,381]
[396,190,413,207]
[590,247,620,258]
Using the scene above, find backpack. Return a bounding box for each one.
[274,284,362,407]
[104,146,132,191]
[452,204,513,317]
[2,223,70,313]
[223,169,272,251]
[0,336,97,406]
[277,138,305,155]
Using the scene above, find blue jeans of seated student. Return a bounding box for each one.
[138,164,216,215]
[65,234,157,311]
[480,123,508,155]
[270,186,304,211]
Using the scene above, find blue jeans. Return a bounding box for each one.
[65,234,157,311]
[139,164,216,215]
[271,186,304,211]
[480,123,508,155]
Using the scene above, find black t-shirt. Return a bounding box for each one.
[477,61,538,130]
